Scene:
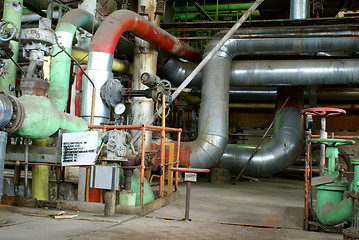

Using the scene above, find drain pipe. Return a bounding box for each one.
[85,9,201,125]
[1,0,23,95]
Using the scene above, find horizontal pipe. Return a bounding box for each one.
[15,95,88,139]
[71,48,133,74]
[90,10,201,62]
[158,57,359,87]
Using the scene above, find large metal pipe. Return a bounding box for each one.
[184,32,304,176]
[220,96,303,176]
[290,0,310,19]
[85,9,201,124]
[0,131,7,203]
[159,58,359,87]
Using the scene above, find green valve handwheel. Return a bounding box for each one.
[310,138,355,147]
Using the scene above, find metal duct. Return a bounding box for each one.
[159,58,359,87]
[220,107,303,176]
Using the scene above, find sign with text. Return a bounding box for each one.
[61,131,98,166]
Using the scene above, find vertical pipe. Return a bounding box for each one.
[0,131,8,203]
[290,0,310,19]
[24,138,29,197]
[175,132,181,191]
[130,0,159,151]
[32,138,50,200]
[160,94,165,198]
[319,117,327,175]
[140,126,146,206]
[104,163,116,217]
[2,0,23,95]
[184,181,191,220]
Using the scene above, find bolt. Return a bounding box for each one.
[6,122,13,128]
[8,84,15,91]
[11,114,17,120]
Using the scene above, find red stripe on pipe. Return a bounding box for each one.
[90,10,202,62]
[75,67,86,117]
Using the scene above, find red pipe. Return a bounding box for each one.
[75,67,86,117]
[90,10,202,62]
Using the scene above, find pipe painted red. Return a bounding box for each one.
[75,67,86,117]
[90,10,202,62]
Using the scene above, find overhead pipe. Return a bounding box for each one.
[84,9,201,124]
[159,57,359,87]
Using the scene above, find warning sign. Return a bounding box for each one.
[61,131,98,166]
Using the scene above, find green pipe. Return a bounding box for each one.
[351,159,359,192]
[315,159,359,225]
[15,95,88,139]
[174,3,254,13]
[120,169,155,206]
[48,9,100,112]
[325,147,338,175]
[32,138,50,200]
[2,0,23,95]
[174,10,261,21]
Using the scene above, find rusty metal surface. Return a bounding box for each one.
[20,77,49,96]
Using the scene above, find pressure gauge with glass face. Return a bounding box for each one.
[114,103,126,115]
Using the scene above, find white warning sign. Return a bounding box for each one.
[61,131,98,166]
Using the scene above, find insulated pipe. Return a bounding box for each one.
[220,101,303,176]
[89,10,201,61]
[1,0,23,96]
[85,9,201,124]
[0,131,7,203]
[15,95,88,139]
[184,34,303,175]
[159,57,359,87]
[48,9,100,112]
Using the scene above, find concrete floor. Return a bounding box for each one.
[0,177,342,240]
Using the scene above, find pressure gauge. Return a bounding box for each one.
[114,103,126,115]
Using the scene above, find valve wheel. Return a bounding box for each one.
[310,138,355,147]
[301,107,346,118]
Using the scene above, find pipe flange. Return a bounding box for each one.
[4,95,25,134]
[20,28,55,46]
[0,93,13,128]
